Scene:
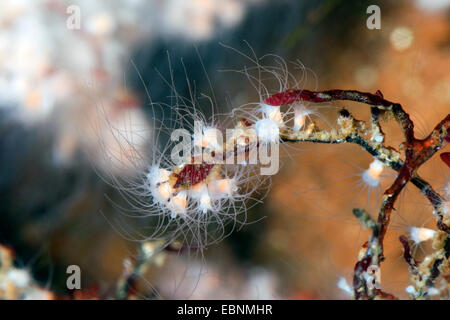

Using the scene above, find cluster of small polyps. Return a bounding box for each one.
[0,245,53,300]
[143,94,320,226]
[252,101,317,143]
[144,122,254,224]
[147,163,238,219]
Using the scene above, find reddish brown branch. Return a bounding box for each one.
[265,89,394,107]
[441,152,450,168]
[399,235,419,272]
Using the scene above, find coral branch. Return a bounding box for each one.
[400,233,450,299]
[399,235,419,272]
[116,241,168,300]
[265,88,416,141]
[268,88,449,299]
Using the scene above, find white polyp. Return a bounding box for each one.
[427,288,440,296]
[208,178,236,199]
[189,182,207,199]
[405,285,416,295]
[260,103,284,127]
[24,288,53,300]
[6,269,31,288]
[337,277,353,296]
[199,191,212,214]
[423,256,432,265]
[293,114,306,132]
[151,182,173,204]
[202,126,222,150]
[168,191,187,218]
[409,227,436,245]
[254,118,280,143]
[236,135,249,147]
[362,159,384,187]
[293,104,313,132]
[147,166,171,187]
[230,127,245,141]
[189,183,213,213]
[372,133,384,144]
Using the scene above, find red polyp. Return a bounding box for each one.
[440,152,450,168]
[173,163,215,189]
[264,89,302,106]
[264,89,334,106]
